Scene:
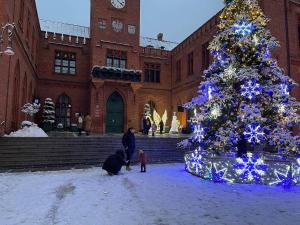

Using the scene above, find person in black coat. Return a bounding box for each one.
[122,128,136,171]
[146,118,151,135]
[159,120,164,134]
[142,116,147,135]
[102,150,126,175]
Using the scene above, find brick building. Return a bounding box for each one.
[0,0,300,134]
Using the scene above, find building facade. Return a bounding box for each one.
[0,0,300,134]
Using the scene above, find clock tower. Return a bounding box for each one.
[89,0,142,134]
[90,0,141,70]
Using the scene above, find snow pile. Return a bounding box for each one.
[0,164,299,225]
[21,121,33,128]
[6,123,48,137]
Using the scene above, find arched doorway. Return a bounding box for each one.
[106,92,124,133]
[55,95,71,129]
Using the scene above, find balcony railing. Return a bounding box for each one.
[91,66,142,83]
[40,19,90,38]
[39,20,178,50]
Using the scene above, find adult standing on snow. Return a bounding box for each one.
[0,121,5,137]
[77,113,83,136]
[159,120,164,134]
[84,114,92,136]
[145,118,151,135]
[142,116,147,135]
[122,128,136,171]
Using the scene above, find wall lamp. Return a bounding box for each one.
[0,23,15,56]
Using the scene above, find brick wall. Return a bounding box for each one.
[169,0,300,128]
[0,0,39,132]
[1,0,300,134]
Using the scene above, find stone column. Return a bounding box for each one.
[129,83,142,131]
[90,80,104,134]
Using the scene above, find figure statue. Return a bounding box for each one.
[169,112,179,134]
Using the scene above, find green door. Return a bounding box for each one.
[106,92,124,133]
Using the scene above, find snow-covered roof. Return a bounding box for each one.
[40,19,90,38]
[39,19,178,50]
[140,36,178,51]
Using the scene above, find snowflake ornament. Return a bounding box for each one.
[262,48,271,59]
[252,34,260,46]
[222,65,237,80]
[190,147,205,174]
[296,158,300,181]
[235,153,268,182]
[243,123,265,144]
[212,51,230,67]
[210,105,222,119]
[192,125,206,143]
[199,83,219,102]
[232,20,257,36]
[241,80,262,100]
[277,104,286,115]
[212,163,233,183]
[270,166,295,189]
[280,84,290,95]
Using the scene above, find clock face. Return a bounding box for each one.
[112,20,123,32]
[111,0,125,9]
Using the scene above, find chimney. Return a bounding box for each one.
[157,33,163,41]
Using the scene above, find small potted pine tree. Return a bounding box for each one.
[42,98,55,132]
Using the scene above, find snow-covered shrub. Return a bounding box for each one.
[21,103,40,117]
[42,98,55,124]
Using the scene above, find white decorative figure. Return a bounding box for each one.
[153,109,168,127]
[169,112,179,134]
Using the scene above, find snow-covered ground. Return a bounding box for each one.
[0,164,299,225]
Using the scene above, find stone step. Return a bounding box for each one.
[0,136,185,172]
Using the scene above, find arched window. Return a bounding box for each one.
[11,60,20,130]
[28,81,33,102]
[22,73,27,105]
[55,95,71,129]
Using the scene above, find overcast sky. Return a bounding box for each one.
[35,0,224,43]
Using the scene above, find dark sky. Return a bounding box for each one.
[36,0,224,42]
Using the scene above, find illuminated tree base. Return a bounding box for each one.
[185,152,300,188]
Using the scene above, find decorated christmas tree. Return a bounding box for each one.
[183,0,300,186]
[42,98,55,131]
